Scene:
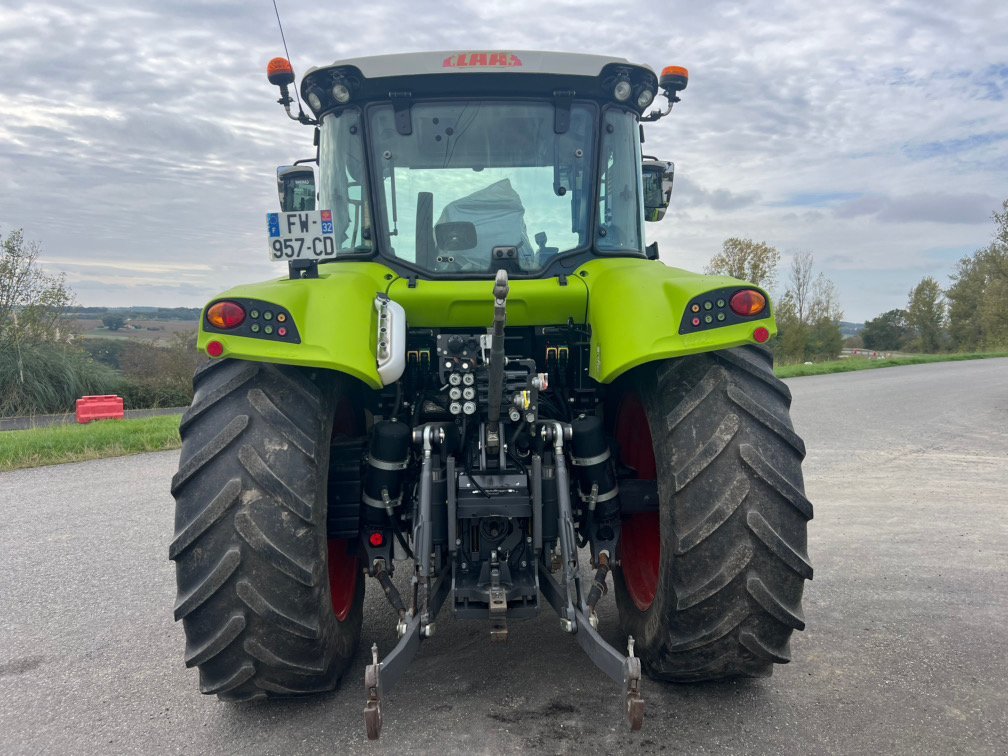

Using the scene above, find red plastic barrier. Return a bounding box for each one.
[76,395,125,424]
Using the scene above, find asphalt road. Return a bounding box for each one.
[2,359,1006,754]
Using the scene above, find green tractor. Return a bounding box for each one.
[170,50,812,738]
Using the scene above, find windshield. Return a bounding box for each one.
[368,101,595,274]
[318,108,373,254]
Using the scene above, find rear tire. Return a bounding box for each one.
[169,359,364,700]
[611,346,813,680]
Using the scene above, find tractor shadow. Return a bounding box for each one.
[216,558,778,754]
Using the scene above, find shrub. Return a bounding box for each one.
[0,343,118,416]
[79,338,129,369]
[119,332,200,381]
[116,377,193,409]
[115,332,201,409]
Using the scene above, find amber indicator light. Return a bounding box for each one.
[661,65,689,80]
[267,57,294,86]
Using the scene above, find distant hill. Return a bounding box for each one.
[839,321,864,338]
[66,306,201,321]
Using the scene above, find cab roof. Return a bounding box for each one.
[304,50,653,80]
[299,50,659,118]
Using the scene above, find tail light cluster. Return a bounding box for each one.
[729,289,766,317]
[679,287,771,339]
[206,301,246,329]
[203,298,301,357]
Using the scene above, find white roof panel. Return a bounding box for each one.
[307,50,651,79]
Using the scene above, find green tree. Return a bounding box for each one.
[807,316,844,360]
[102,313,126,331]
[977,260,1008,348]
[0,229,117,414]
[905,276,946,353]
[994,198,1008,250]
[774,251,843,362]
[862,309,910,351]
[946,255,986,350]
[946,199,1008,350]
[705,237,781,289]
[773,295,806,359]
[786,251,815,323]
[0,228,74,346]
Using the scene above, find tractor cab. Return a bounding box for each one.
[267,51,687,280]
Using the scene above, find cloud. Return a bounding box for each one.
[780,192,863,208]
[674,175,761,211]
[39,259,214,274]
[835,192,998,224]
[904,132,1008,160]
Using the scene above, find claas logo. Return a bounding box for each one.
[443,51,523,68]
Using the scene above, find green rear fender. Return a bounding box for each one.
[197,262,395,388]
[577,259,776,383]
[386,275,588,328]
[198,258,774,389]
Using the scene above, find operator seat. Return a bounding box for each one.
[435,178,534,271]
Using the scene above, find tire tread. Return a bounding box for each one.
[170,359,363,700]
[613,347,812,682]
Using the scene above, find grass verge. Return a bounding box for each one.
[0,414,181,472]
[775,351,1008,378]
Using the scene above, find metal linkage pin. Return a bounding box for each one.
[625,635,644,731]
[364,643,383,740]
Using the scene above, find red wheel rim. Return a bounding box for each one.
[327,539,358,622]
[328,397,360,622]
[615,392,660,612]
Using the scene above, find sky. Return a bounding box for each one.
[1,0,1006,322]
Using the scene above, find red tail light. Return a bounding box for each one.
[730,290,767,317]
[207,301,245,329]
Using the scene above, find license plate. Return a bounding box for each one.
[267,210,337,261]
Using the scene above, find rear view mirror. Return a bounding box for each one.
[435,221,478,251]
[277,165,316,211]
[642,159,674,222]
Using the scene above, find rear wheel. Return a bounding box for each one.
[169,359,364,700]
[611,346,813,680]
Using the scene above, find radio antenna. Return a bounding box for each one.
[271,0,303,113]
